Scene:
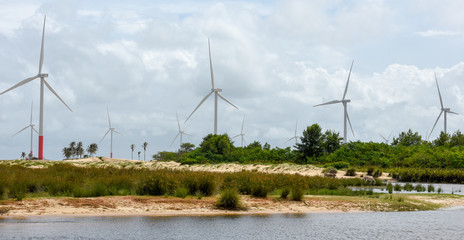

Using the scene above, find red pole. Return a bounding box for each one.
[38,135,44,159]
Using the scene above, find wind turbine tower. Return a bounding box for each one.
[286,120,300,145]
[100,107,121,158]
[429,73,458,138]
[233,116,246,147]
[13,102,38,158]
[0,16,72,159]
[171,112,191,147]
[185,39,238,134]
[314,60,355,144]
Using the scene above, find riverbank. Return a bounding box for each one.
[1,194,463,218]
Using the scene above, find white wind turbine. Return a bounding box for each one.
[185,39,238,134]
[171,112,191,147]
[429,73,458,138]
[314,60,355,144]
[379,132,392,144]
[0,15,72,160]
[13,102,38,158]
[100,107,121,158]
[233,116,246,147]
[286,120,300,145]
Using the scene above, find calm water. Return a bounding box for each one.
[351,182,464,195]
[1,208,464,239]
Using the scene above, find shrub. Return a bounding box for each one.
[415,184,426,192]
[373,169,382,178]
[331,161,350,169]
[251,182,269,198]
[280,188,290,199]
[386,183,393,194]
[174,187,189,198]
[216,188,242,210]
[427,184,435,193]
[394,184,402,191]
[291,187,304,201]
[323,167,337,174]
[345,168,356,176]
[137,176,169,196]
[403,183,414,191]
[437,187,442,194]
[198,176,216,196]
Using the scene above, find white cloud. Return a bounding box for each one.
[415,30,461,37]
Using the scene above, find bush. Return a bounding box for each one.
[198,176,216,196]
[386,183,393,194]
[427,184,435,193]
[323,167,337,174]
[137,176,169,196]
[394,184,402,191]
[280,188,290,199]
[216,188,242,210]
[331,161,350,169]
[403,183,414,191]
[367,167,375,176]
[345,168,356,176]
[174,187,189,198]
[415,184,426,192]
[373,169,382,178]
[251,182,269,198]
[291,187,304,201]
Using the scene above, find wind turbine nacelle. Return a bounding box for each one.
[213,88,222,92]
[39,73,49,78]
[344,99,351,103]
[444,108,450,111]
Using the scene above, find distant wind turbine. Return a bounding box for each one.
[13,102,38,158]
[379,132,392,144]
[286,120,300,145]
[99,107,121,158]
[314,60,355,144]
[0,15,72,159]
[233,116,246,147]
[171,112,191,147]
[185,38,238,134]
[429,73,458,139]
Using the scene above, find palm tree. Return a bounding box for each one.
[69,142,76,159]
[130,144,135,160]
[142,142,148,161]
[21,152,26,160]
[62,147,72,159]
[76,141,84,158]
[138,151,141,160]
[87,143,98,157]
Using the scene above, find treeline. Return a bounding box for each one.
[155,124,464,170]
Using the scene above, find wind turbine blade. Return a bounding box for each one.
[208,38,214,89]
[170,133,180,146]
[285,136,296,143]
[99,129,111,143]
[183,132,193,136]
[113,129,122,135]
[12,126,30,137]
[429,110,443,138]
[313,100,342,107]
[342,60,354,100]
[346,111,355,137]
[242,137,246,146]
[379,134,387,142]
[388,131,392,139]
[43,79,73,112]
[39,15,46,74]
[0,75,38,95]
[185,91,214,123]
[435,73,444,109]
[217,92,238,109]
[176,112,181,131]
[32,126,39,134]
[232,134,241,138]
[107,106,111,128]
[449,110,459,115]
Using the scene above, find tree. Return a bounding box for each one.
[200,134,233,155]
[246,141,262,149]
[21,152,26,160]
[87,143,98,157]
[296,124,324,160]
[392,129,422,146]
[130,144,135,160]
[69,142,76,158]
[322,130,342,154]
[263,142,271,150]
[449,130,464,148]
[62,147,72,159]
[180,143,195,153]
[142,142,148,161]
[433,131,450,147]
[138,151,141,160]
[76,142,84,158]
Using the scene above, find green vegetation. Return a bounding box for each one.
[0,163,376,201]
[151,125,464,184]
[216,188,242,210]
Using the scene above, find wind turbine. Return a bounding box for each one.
[185,38,238,134]
[314,60,355,144]
[13,102,38,158]
[99,107,121,158]
[171,112,191,147]
[286,120,300,145]
[0,15,72,160]
[429,73,458,138]
[233,116,246,147]
[379,132,392,144]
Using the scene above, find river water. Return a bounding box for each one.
[1,207,464,239]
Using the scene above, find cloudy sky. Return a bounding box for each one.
[1,0,464,160]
